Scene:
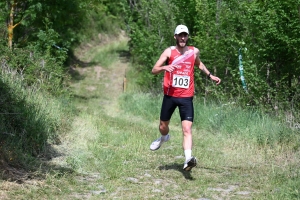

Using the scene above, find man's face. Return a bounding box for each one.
[175,32,189,48]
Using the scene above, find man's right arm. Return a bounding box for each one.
[151,48,173,75]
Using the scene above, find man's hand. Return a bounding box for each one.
[163,65,179,73]
[210,75,221,85]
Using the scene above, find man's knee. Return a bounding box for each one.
[182,120,192,135]
[182,128,192,135]
[159,120,169,131]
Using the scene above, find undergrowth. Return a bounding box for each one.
[0,66,72,170]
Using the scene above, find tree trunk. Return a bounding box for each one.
[267,64,270,104]
[7,0,22,49]
[7,1,16,49]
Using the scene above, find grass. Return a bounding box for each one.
[0,67,71,168]
[77,36,128,68]
[2,37,300,200]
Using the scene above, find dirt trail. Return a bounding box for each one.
[73,34,128,117]
[101,60,128,117]
[0,35,129,199]
[49,35,130,163]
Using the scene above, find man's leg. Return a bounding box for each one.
[159,120,170,135]
[182,120,192,150]
[178,96,197,171]
[182,120,197,171]
[150,120,171,151]
[150,95,175,151]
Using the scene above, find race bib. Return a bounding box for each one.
[172,74,190,89]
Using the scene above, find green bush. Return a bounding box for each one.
[0,41,69,96]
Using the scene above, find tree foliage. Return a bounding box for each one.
[0,0,127,166]
[0,0,127,92]
[126,0,300,111]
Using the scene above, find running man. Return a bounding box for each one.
[150,25,221,171]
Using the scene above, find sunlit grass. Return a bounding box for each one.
[82,39,128,68]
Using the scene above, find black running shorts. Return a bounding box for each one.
[160,95,194,122]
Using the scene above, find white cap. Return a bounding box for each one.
[174,25,189,35]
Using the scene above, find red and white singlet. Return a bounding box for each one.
[163,46,195,97]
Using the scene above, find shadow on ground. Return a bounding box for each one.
[116,49,131,63]
[159,163,196,180]
[0,144,75,184]
[68,53,98,81]
[68,47,131,81]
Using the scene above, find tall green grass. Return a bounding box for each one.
[120,93,299,148]
[0,67,71,169]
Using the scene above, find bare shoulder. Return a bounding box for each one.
[193,47,200,55]
[161,46,172,58]
[193,47,201,64]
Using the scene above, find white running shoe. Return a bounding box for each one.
[150,134,170,151]
[183,156,197,171]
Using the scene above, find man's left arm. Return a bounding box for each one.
[195,48,221,85]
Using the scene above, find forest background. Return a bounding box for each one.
[0,0,300,196]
